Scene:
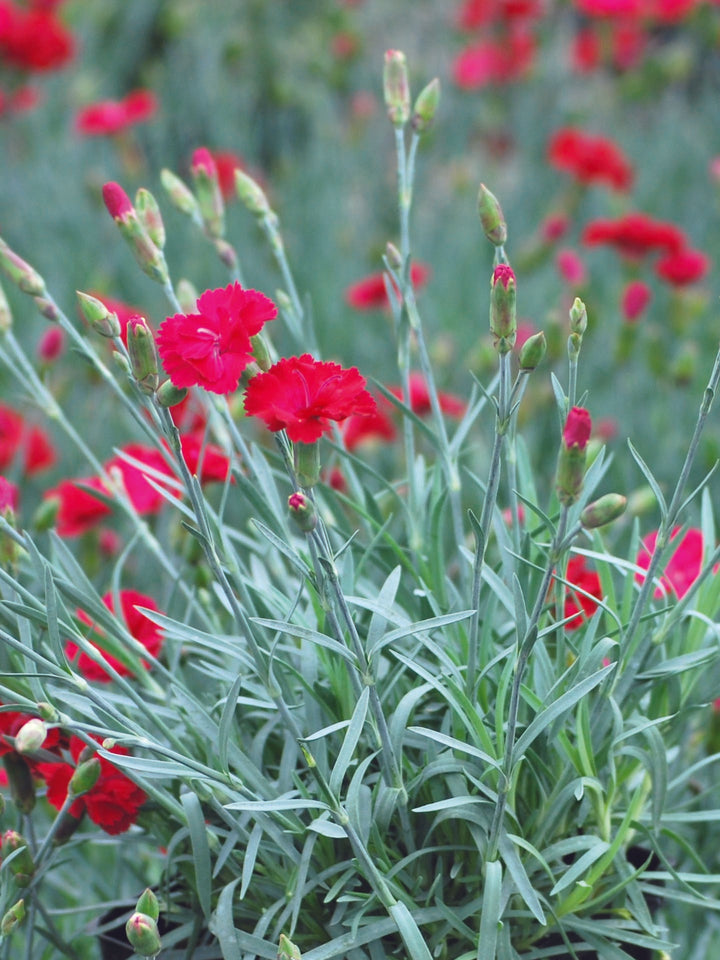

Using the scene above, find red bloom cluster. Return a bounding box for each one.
[548,128,634,191]
[75,89,157,136]
[0,0,74,72]
[582,212,685,259]
[455,0,543,29]
[36,736,147,835]
[158,282,277,394]
[244,353,377,443]
[345,263,430,311]
[452,27,535,88]
[0,401,56,475]
[655,247,710,286]
[66,589,163,683]
[635,526,713,599]
[563,555,603,630]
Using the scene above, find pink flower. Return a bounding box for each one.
[36,326,65,363]
[562,555,603,630]
[157,282,277,394]
[555,248,587,287]
[0,476,18,512]
[655,248,710,286]
[452,27,535,88]
[45,477,112,537]
[75,89,157,136]
[102,182,133,220]
[244,353,377,443]
[621,280,652,322]
[635,527,710,599]
[492,263,515,288]
[547,128,634,191]
[563,407,592,449]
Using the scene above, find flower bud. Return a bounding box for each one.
[156,379,188,408]
[32,495,59,532]
[135,888,160,922]
[37,701,59,722]
[235,169,272,218]
[383,50,410,126]
[102,182,169,285]
[126,912,162,957]
[127,316,160,395]
[556,406,592,506]
[489,264,516,354]
[1,899,25,936]
[136,188,166,250]
[14,718,47,754]
[214,238,237,270]
[33,295,59,321]
[581,493,627,529]
[278,933,302,960]
[569,296,587,336]
[2,831,34,885]
[288,491,317,533]
[411,78,440,135]
[37,326,65,364]
[191,147,225,239]
[519,331,546,370]
[0,238,45,296]
[69,757,101,798]
[2,753,35,813]
[77,291,122,338]
[160,168,200,218]
[385,242,402,271]
[477,184,507,247]
[0,281,12,332]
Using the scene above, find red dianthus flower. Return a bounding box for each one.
[655,247,710,286]
[67,589,163,683]
[104,443,172,515]
[244,353,377,443]
[0,3,74,72]
[635,527,712,599]
[36,736,147,835]
[345,263,430,311]
[157,282,277,394]
[548,127,634,191]
[44,477,112,537]
[75,89,157,136]
[563,555,603,630]
[563,406,592,449]
[0,402,56,475]
[582,212,686,259]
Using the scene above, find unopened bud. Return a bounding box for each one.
[0,238,45,296]
[175,278,199,313]
[102,182,168,285]
[214,238,237,270]
[556,407,592,506]
[411,78,440,134]
[77,291,121,338]
[136,188,166,250]
[581,493,627,529]
[36,701,59,722]
[489,264,516,354]
[160,168,200,218]
[385,242,402,271]
[0,281,12,332]
[127,316,159,395]
[156,380,188,407]
[126,912,162,957]
[519,331,546,370]
[2,753,35,813]
[135,888,160,922]
[249,332,272,372]
[33,295,59,321]
[477,184,507,247]
[288,491,317,533]
[191,147,225,239]
[235,170,272,218]
[569,297,587,336]
[1,899,25,936]
[32,495,59,532]
[278,933,302,960]
[383,50,410,126]
[69,757,101,798]
[2,830,35,884]
[14,718,47,754]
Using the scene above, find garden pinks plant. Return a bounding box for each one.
[2,50,720,960]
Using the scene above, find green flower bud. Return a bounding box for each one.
[69,757,101,798]
[156,380,188,408]
[385,242,402,271]
[102,183,169,286]
[477,184,507,247]
[136,188,166,250]
[278,933,302,960]
[1,899,25,936]
[0,238,46,296]
[250,333,272,372]
[14,718,47,754]
[126,912,162,957]
[288,491,317,533]
[77,291,121,338]
[383,49,410,126]
[214,238,237,271]
[135,888,160,922]
[2,753,35,813]
[235,169,272,218]
[489,264,516,354]
[160,168,200,218]
[191,148,225,239]
[580,493,627,529]
[2,830,35,884]
[519,331,546,370]
[411,78,440,135]
[569,297,587,336]
[32,495,59,533]
[127,316,159,395]
[37,701,59,722]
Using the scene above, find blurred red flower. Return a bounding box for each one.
[563,555,603,630]
[582,212,686,259]
[341,403,397,451]
[0,475,18,511]
[37,325,65,364]
[36,736,147,835]
[67,589,163,683]
[635,527,712,599]
[75,89,157,136]
[621,280,652,322]
[563,406,592,449]
[655,247,710,286]
[244,353,377,443]
[452,27,535,88]
[555,248,587,287]
[345,262,430,311]
[571,21,646,72]
[0,2,74,71]
[44,477,112,537]
[573,0,642,14]
[157,282,277,394]
[455,0,542,29]
[179,432,232,483]
[105,443,172,515]
[389,372,467,419]
[547,128,634,191]
[0,402,56,475]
